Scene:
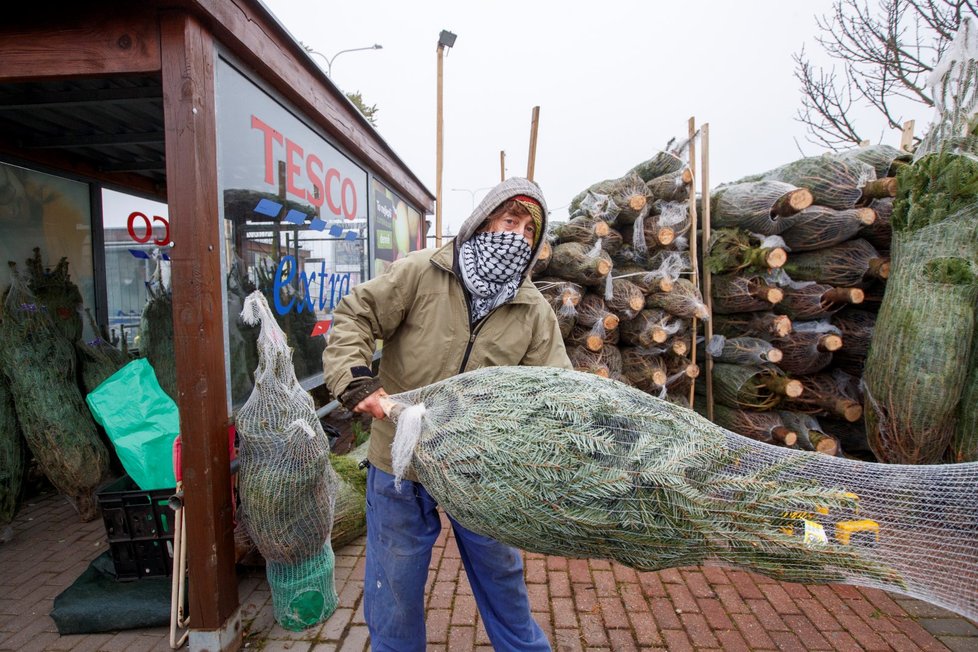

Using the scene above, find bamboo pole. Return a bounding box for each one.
[500,150,506,182]
[527,106,540,181]
[700,123,714,421]
[687,116,699,407]
[435,43,445,247]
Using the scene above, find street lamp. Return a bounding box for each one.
[451,186,492,211]
[435,29,457,247]
[303,43,383,77]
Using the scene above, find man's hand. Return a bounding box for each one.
[355,387,389,420]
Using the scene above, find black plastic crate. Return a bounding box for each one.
[96,475,176,581]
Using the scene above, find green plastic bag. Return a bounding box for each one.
[86,359,179,490]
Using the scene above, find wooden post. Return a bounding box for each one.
[160,10,239,648]
[700,123,714,421]
[435,43,445,247]
[900,120,915,153]
[687,116,699,408]
[526,106,540,181]
[500,150,506,182]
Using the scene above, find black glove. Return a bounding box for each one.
[338,376,383,412]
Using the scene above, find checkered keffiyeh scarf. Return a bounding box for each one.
[458,231,532,323]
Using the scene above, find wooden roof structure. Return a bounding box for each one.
[0,3,433,649]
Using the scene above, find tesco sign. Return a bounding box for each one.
[250,114,358,220]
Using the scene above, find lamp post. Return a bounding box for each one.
[303,43,383,77]
[451,186,492,212]
[435,29,457,248]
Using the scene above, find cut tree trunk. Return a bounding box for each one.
[712,312,793,339]
[706,228,788,274]
[552,216,612,246]
[707,335,783,366]
[782,239,889,287]
[777,411,841,456]
[711,181,813,234]
[606,278,646,320]
[548,242,613,287]
[711,273,784,314]
[621,347,669,391]
[646,168,693,203]
[777,206,876,252]
[711,363,803,411]
[707,402,799,447]
[619,308,675,348]
[782,371,863,422]
[645,278,710,320]
[770,328,843,376]
[775,283,864,321]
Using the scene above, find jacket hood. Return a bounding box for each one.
[454,177,550,265]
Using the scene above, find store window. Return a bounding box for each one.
[100,189,170,349]
[372,179,426,277]
[215,57,368,405]
[0,161,96,340]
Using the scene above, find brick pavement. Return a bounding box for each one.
[2,491,976,651]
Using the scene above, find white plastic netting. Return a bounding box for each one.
[235,291,339,630]
[386,366,978,622]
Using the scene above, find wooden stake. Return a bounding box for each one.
[435,43,446,247]
[700,122,713,420]
[527,106,540,181]
[900,120,915,153]
[500,150,506,182]
[687,116,699,408]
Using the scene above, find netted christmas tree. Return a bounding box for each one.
[0,266,108,520]
[235,291,339,631]
[385,366,978,622]
[863,18,978,464]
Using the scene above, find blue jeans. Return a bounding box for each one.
[363,466,550,652]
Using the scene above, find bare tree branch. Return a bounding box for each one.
[794,0,977,150]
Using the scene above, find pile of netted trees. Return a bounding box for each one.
[534,139,708,406]
[0,249,129,524]
[700,144,904,458]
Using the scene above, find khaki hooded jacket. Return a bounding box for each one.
[322,177,572,478]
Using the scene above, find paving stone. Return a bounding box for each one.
[660,628,695,652]
[5,492,978,652]
[941,635,978,652]
[579,612,609,647]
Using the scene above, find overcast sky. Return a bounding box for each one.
[262,0,928,233]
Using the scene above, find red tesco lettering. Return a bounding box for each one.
[127,211,170,246]
[251,113,358,220]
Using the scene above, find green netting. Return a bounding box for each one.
[0,269,108,520]
[387,366,978,621]
[265,541,339,631]
[953,346,978,462]
[862,213,978,463]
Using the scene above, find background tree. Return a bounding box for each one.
[794,0,977,150]
[345,91,379,127]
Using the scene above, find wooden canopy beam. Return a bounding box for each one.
[0,4,161,82]
[160,10,240,650]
